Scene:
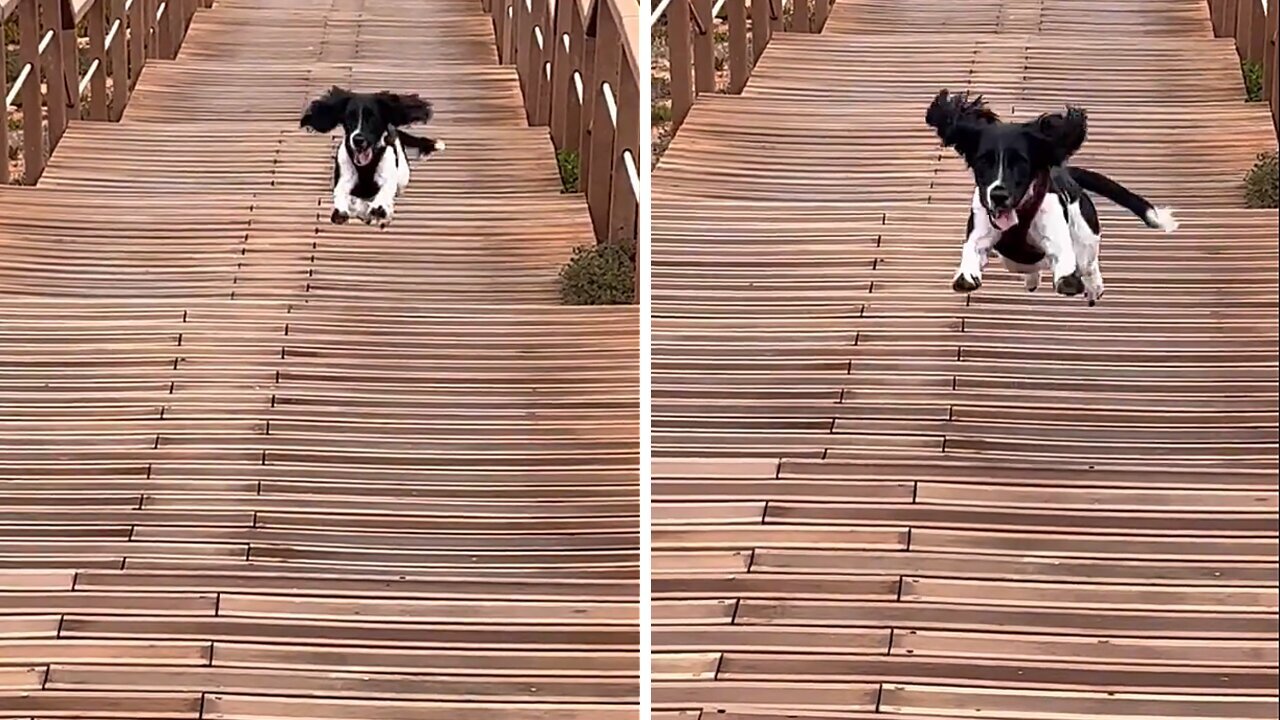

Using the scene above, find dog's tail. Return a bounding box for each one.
[398,130,445,160]
[1069,166,1178,232]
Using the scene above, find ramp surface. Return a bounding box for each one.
[0,0,638,717]
[652,0,1279,717]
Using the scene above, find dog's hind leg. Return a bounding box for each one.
[1032,195,1083,296]
[1074,226,1105,306]
[1070,195,1105,306]
[1000,256,1042,292]
[397,130,444,160]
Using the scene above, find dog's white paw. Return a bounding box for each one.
[1084,274,1105,307]
[952,271,982,293]
[1144,206,1179,233]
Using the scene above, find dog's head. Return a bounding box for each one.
[926,89,1087,227]
[300,87,433,167]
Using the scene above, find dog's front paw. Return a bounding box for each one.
[952,272,982,293]
[1054,272,1084,297]
[330,209,350,224]
[369,205,392,228]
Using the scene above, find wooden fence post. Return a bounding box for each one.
[750,0,770,63]
[19,0,44,182]
[60,0,80,120]
[585,4,621,238]
[727,0,747,92]
[1266,0,1278,131]
[691,0,714,93]
[668,0,694,129]
[109,0,128,118]
[1,18,7,185]
[89,0,110,120]
[549,0,578,148]
[42,0,71,147]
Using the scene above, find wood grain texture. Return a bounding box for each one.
[652,0,1279,717]
[0,0,638,716]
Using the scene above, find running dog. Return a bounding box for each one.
[925,89,1178,305]
[301,86,444,228]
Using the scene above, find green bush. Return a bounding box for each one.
[5,48,21,87]
[559,238,636,305]
[1242,59,1264,102]
[652,101,672,124]
[1244,150,1278,209]
[556,149,580,193]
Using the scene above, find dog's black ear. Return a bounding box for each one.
[301,86,353,133]
[925,89,998,158]
[375,92,433,127]
[1025,106,1088,166]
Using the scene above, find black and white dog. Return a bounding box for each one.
[925,90,1178,305]
[300,86,443,228]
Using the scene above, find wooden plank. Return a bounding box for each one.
[43,665,639,702]
[210,643,639,676]
[878,684,1278,719]
[202,694,637,720]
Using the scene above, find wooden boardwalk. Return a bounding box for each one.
[652,0,1279,718]
[0,0,638,718]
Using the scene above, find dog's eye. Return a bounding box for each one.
[977,151,997,165]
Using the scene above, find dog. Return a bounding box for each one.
[925,90,1178,306]
[300,86,444,228]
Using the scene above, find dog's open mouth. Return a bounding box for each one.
[990,208,1019,231]
[353,147,374,167]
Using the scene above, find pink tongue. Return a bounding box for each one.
[993,210,1018,230]
[356,148,373,166]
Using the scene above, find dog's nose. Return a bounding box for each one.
[351,135,369,150]
[989,187,1011,207]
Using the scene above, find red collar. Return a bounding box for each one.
[1015,174,1050,224]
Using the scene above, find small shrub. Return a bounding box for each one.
[1242,59,1264,102]
[1244,150,1278,209]
[5,51,21,87]
[559,238,636,305]
[556,149,580,193]
[652,101,672,124]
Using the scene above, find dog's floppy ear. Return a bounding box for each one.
[1025,106,1087,166]
[301,86,353,133]
[925,89,999,158]
[375,92,433,127]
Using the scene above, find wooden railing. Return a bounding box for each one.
[1,0,204,184]
[486,0,640,245]
[1208,0,1279,131]
[654,0,829,132]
